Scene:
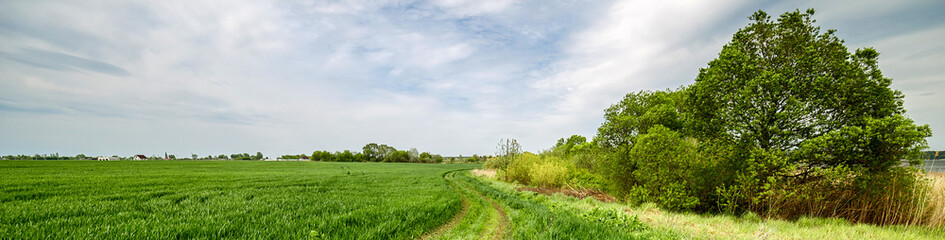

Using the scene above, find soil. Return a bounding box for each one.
[517,186,618,203]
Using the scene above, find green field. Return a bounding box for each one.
[0,161,663,239]
[0,161,474,239]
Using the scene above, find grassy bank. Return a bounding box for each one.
[471,171,945,239]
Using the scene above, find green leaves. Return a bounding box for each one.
[795,115,931,173]
[596,89,685,149]
[689,8,928,171]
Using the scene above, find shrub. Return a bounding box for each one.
[618,125,702,210]
[567,168,608,190]
[530,159,569,188]
[506,153,539,184]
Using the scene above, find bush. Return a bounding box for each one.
[615,125,702,210]
[531,159,569,188]
[484,156,511,170]
[506,153,539,184]
[567,168,608,190]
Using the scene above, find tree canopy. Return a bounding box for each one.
[688,9,930,175]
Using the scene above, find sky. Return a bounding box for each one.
[1,0,943,158]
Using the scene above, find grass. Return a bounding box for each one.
[621,203,945,239]
[920,172,945,227]
[470,171,945,240]
[0,161,477,239]
[425,170,504,240]
[457,171,676,239]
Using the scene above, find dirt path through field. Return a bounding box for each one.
[482,189,507,240]
[419,177,470,240]
[421,170,508,240]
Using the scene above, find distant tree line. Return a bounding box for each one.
[1,154,91,160]
[923,151,945,160]
[267,143,488,163]
[0,152,268,161]
[2,146,492,164]
[303,143,446,163]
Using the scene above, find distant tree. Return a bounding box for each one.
[488,138,522,177]
[255,152,263,160]
[362,143,378,161]
[312,151,333,161]
[337,150,356,162]
[363,143,397,162]
[420,152,433,163]
[408,148,420,163]
[389,150,410,162]
[217,154,228,159]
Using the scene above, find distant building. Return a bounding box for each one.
[300,155,310,160]
[133,155,148,161]
[97,156,119,161]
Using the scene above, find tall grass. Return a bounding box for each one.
[767,169,945,227]
[923,173,945,227]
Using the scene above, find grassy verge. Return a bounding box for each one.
[471,171,945,240]
[426,170,504,240]
[623,203,945,239]
[459,171,677,239]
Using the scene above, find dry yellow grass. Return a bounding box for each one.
[924,172,945,227]
[620,202,945,240]
[471,168,497,179]
[761,170,945,227]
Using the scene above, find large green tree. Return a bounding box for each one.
[595,89,684,149]
[688,9,930,176]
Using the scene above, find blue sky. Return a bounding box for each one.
[1,0,943,157]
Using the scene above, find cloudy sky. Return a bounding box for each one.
[1,0,943,157]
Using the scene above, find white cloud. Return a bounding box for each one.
[866,25,945,148]
[1,0,942,156]
[433,0,517,18]
[523,0,750,145]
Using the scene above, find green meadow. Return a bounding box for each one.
[0,161,472,239]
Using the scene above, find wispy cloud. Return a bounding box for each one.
[0,0,942,156]
[2,48,131,76]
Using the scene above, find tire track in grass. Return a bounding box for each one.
[472,185,507,240]
[419,172,470,240]
[422,170,508,240]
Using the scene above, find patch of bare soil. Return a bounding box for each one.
[517,187,618,203]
